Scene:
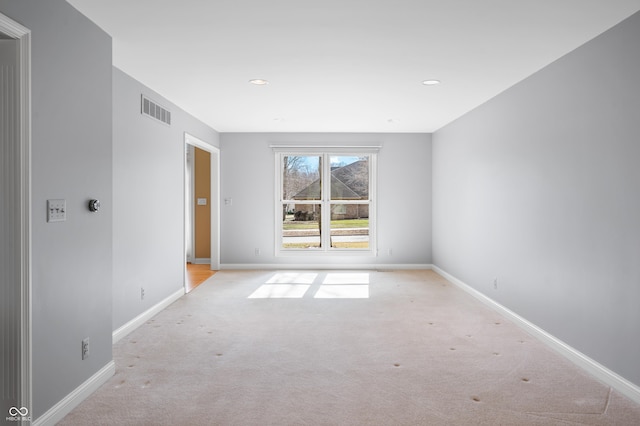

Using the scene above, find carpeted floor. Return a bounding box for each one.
[60,270,640,425]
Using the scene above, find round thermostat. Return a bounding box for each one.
[88,199,100,212]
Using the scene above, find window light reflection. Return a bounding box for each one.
[266,272,318,284]
[248,284,310,299]
[322,273,370,285]
[314,285,369,299]
[248,272,371,299]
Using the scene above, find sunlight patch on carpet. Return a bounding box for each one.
[249,272,371,299]
[314,285,369,299]
[266,272,318,284]
[248,284,311,299]
[323,272,370,284]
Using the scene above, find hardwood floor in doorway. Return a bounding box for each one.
[186,263,216,293]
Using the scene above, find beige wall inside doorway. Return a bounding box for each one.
[194,146,211,259]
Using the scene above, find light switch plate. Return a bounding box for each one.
[197,198,207,206]
[47,199,66,222]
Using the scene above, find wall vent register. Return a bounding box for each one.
[141,94,171,125]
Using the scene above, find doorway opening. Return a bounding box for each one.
[184,133,220,292]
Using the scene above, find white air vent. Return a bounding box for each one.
[141,95,171,126]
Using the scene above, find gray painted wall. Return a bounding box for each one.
[112,68,219,331]
[0,0,113,418]
[220,133,432,266]
[5,0,637,418]
[432,12,640,386]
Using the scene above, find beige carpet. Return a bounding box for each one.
[60,270,640,425]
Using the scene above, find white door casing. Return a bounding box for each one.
[0,11,32,421]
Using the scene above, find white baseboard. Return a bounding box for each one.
[112,288,184,344]
[193,258,211,265]
[33,361,115,426]
[221,263,433,270]
[432,265,640,405]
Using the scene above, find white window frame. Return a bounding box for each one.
[272,145,379,256]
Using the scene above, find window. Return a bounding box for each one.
[275,148,377,255]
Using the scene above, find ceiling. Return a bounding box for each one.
[66,0,640,133]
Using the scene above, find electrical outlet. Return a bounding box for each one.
[47,199,66,222]
[141,287,145,300]
[388,248,392,256]
[82,338,90,360]
[255,248,260,256]
[493,278,498,290]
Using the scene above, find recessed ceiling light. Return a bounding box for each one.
[422,79,441,86]
[249,79,269,85]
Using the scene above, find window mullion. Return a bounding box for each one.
[321,153,331,251]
